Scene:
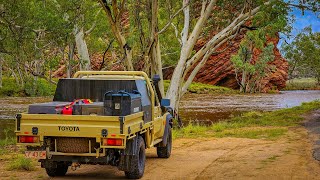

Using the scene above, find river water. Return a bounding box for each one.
[0,90,319,139]
[180,90,320,124]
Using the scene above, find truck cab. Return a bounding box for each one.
[15,71,173,179]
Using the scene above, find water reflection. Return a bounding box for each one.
[0,97,51,139]
[180,90,320,124]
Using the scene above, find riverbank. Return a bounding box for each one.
[0,101,320,179]
[174,100,320,139]
[284,78,320,91]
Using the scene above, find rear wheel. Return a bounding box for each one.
[157,127,172,158]
[45,162,68,177]
[125,136,146,179]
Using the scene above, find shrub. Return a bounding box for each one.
[284,78,320,90]
[0,77,22,96]
[163,80,235,94]
[6,156,35,171]
[0,77,57,97]
[24,78,56,96]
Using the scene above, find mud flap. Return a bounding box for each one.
[158,114,173,147]
[118,136,138,171]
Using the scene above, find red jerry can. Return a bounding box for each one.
[62,106,73,115]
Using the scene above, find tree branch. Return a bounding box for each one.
[171,23,182,45]
[181,0,190,46]
[181,33,236,94]
[118,0,127,21]
[100,39,114,70]
[201,0,208,16]
[158,1,190,34]
[286,2,319,12]
[184,3,264,71]
[85,8,102,35]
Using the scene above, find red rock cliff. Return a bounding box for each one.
[164,32,288,92]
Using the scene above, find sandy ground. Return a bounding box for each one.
[1,114,320,180]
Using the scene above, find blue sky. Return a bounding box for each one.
[290,8,320,34]
[279,8,320,48]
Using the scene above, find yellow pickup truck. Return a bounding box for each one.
[15,71,173,179]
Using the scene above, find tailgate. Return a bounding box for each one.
[15,112,144,139]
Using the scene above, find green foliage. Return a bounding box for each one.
[0,127,16,155]
[163,80,235,94]
[187,82,235,94]
[0,0,318,97]
[231,30,275,93]
[282,27,320,83]
[254,0,292,37]
[24,78,57,96]
[0,77,56,97]
[0,128,16,150]
[6,155,35,171]
[284,78,320,90]
[173,100,320,139]
[0,78,22,96]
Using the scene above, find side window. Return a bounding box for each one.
[136,80,151,107]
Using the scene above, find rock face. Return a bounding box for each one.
[164,32,288,92]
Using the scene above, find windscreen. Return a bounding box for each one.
[53,79,137,102]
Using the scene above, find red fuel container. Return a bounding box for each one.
[62,106,73,115]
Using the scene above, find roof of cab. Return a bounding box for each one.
[74,75,147,80]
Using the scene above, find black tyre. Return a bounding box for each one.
[125,136,146,179]
[45,162,68,177]
[157,127,172,158]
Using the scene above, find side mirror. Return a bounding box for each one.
[152,74,161,83]
[160,99,170,107]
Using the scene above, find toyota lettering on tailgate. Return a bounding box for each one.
[58,126,80,131]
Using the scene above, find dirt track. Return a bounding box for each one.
[1,111,320,180]
[2,127,319,180]
[48,129,319,180]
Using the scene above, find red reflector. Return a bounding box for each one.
[103,138,123,146]
[19,136,39,143]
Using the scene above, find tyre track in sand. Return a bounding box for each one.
[1,128,320,180]
[50,131,320,180]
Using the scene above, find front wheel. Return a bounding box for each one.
[125,136,146,179]
[157,127,172,158]
[45,162,68,177]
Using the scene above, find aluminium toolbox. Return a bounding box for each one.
[73,102,104,115]
[28,102,71,114]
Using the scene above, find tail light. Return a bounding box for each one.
[19,136,39,143]
[102,138,123,146]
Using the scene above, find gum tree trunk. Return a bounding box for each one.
[166,0,218,110]
[98,0,134,71]
[74,24,91,71]
[166,0,264,110]
[67,43,74,78]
